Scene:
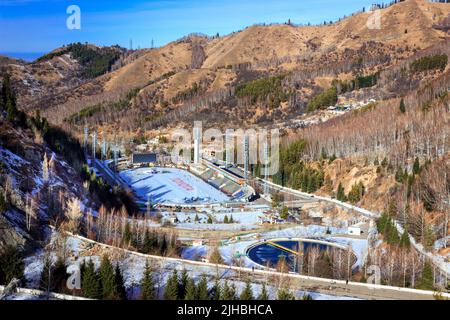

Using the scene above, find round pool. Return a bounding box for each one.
[247,239,357,274]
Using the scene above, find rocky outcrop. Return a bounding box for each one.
[0,212,33,252]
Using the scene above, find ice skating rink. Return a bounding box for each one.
[119,167,230,204]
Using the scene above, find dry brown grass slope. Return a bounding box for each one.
[104,0,449,96]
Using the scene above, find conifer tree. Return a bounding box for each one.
[179,269,189,299]
[413,157,421,175]
[417,261,434,290]
[0,245,24,285]
[99,255,117,299]
[400,230,411,248]
[140,260,155,300]
[277,287,295,300]
[212,279,221,300]
[82,260,102,299]
[399,98,406,113]
[115,264,127,300]
[336,183,346,202]
[220,281,231,300]
[239,279,254,300]
[223,215,229,224]
[258,283,269,300]
[184,278,197,300]
[229,215,234,223]
[196,275,209,300]
[164,269,179,300]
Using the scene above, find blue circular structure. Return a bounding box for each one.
[246,238,356,273]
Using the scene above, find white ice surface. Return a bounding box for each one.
[119,167,230,204]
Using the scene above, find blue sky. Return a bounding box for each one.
[0,0,372,55]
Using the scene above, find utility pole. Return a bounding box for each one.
[92,132,97,160]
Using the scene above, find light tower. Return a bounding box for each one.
[92,132,97,160]
[113,144,118,172]
[193,122,202,165]
[243,134,249,184]
[263,142,269,195]
[101,138,106,160]
[225,129,233,168]
[83,127,88,154]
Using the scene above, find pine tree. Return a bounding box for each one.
[140,260,155,300]
[413,157,421,175]
[417,261,434,290]
[115,264,127,300]
[99,255,117,299]
[52,258,68,293]
[399,98,406,113]
[239,279,254,300]
[2,73,18,123]
[336,183,346,202]
[258,283,269,300]
[184,278,197,300]
[164,269,179,300]
[277,287,295,300]
[229,215,234,223]
[400,230,411,248]
[82,260,102,299]
[179,269,189,299]
[223,215,229,224]
[0,245,24,285]
[40,257,66,294]
[196,275,209,300]
[207,216,213,224]
[212,279,221,300]
[220,281,232,300]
